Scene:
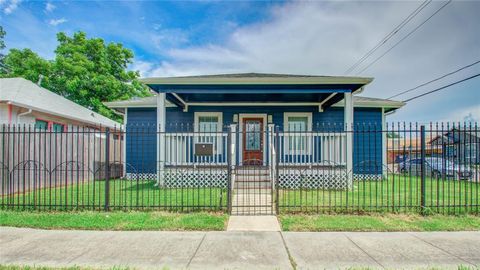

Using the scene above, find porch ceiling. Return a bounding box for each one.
[141,73,373,110]
[167,92,343,103]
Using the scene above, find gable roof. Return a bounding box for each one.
[140,72,373,86]
[0,77,119,128]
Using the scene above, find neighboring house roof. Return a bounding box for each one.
[140,72,374,86]
[105,96,173,108]
[105,94,404,111]
[429,128,480,145]
[332,96,404,112]
[0,77,119,128]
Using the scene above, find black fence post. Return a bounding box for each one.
[104,127,110,211]
[420,125,426,215]
[226,126,232,214]
[275,125,280,215]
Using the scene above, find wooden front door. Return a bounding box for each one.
[242,117,264,165]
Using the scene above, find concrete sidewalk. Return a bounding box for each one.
[1,227,479,270]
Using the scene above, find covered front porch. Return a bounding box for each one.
[142,74,374,188]
[148,74,371,171]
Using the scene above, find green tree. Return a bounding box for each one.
[3,48,52,85]
[0,25,6,73]
[2,31,150,121]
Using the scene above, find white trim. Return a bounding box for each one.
[318,93,337,112]
[194,112,223,155]
[172,93,189,112]
[344,92,354,186]
[188,102,321,106]
[140,75,373,86]
[194,112,223,132]
[156,93,166,186]
[238,113,268,165]
[283,112,313,155]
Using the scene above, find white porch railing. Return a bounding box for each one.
[277,132,347,166]
[163,130,347,167]
[164,132,228,165]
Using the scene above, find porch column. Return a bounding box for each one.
[123,108,128,178]
[229,124,237,168]
[344,92,354,186]
[156,93,166,186]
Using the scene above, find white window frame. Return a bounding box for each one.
[194,112,223,154]
[283,112,313,155]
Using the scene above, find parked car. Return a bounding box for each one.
[398,157,472,180]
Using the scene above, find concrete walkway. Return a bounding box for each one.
[227,216,281,231]
[1,227,479,270]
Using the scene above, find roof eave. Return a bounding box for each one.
[139,76,374,86]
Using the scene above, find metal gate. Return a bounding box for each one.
[230,161,275,215]
[228,122,277,215]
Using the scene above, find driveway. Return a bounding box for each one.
[1,227,479,269]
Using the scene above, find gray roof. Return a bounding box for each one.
[140,72,373,86]
[0,78,119,128]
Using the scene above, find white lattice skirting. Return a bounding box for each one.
[126,171,383,189]
[278,171,350,189]
[126,170,228,188]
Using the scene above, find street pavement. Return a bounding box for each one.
[1,227,479,269]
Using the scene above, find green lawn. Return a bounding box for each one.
[2,175,479,215]
[279,213,480,232]
[1,179,228,211]
[0,210,227,231]
[279,175,480,214]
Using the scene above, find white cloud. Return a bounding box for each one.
[45,2,55,12]
[136,1,480,122]
[444,105,480,123]
[49,18,67,26]
[3,0,21,14]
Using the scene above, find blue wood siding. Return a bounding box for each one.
[126,106,383,175]
[353,108,383,174]
[126,108,157,174]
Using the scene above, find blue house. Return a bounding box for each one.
[105,73,404,189]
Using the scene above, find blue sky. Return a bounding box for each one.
[1,0,479,123]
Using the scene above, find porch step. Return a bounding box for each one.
[235,175,271,181]
[234,189,272,194]
[235,169,270,176]
[234,183,272,189]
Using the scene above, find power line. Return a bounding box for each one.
[356,0,452,75]
[403,73,480,103]
[345,0,431,74]
[388,60,480,99]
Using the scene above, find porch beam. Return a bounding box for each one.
[171,93,189,112]
[156,93,166,186]
[186,102,324,106]
[154,88,351,94]
[344,92,354,186]
[318,93,337,112]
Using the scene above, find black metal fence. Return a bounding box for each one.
[278,122,479,215]
[0,122,478,215]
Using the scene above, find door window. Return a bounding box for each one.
[245,120,261,151]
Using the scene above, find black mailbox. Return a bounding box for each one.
[195,143,213,156]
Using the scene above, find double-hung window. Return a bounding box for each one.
[284,113,312,154]
[194,112,223,154]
